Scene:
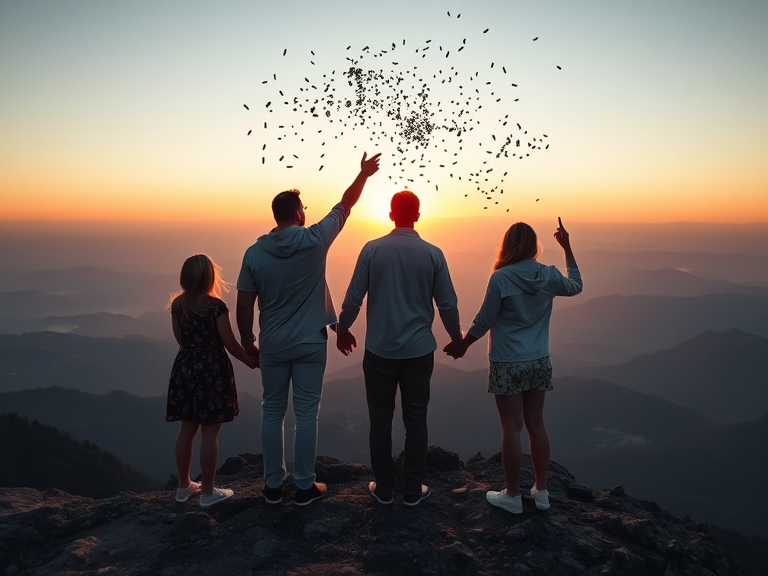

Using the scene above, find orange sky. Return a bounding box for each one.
[1,1,767,225]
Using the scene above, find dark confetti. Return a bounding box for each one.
[246,22,553,208]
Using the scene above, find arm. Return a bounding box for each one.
[444,276,501,359]
[336,249,370,355]
[553,217,582,295]
[216,312,259,369]
[555,216,577,270]
[236,290,260,358]
[433,254,462,342]
[340,152,381,212]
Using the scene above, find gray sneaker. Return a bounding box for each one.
[486,489,523,514]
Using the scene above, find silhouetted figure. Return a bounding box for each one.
[444,218,582,513]
[166,254,258,508]
[236,153,381,506]
[336,190,463,506]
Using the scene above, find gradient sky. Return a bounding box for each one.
[1,0,766,225]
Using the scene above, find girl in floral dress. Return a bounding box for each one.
[167,254,258,507]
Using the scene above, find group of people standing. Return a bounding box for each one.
[166,152,582,512]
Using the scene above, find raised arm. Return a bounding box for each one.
[555,217,577,269]
[340,152,381,212]
[553,217,582,296]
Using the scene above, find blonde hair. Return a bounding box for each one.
[493,222,540,270]
[167,254,229,318]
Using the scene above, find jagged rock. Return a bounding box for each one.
[0,447,745,576]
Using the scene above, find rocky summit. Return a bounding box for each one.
[0,448,743,576]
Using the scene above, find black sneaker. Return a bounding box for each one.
[295,482,327,506]
[263,483,283,504]
[404,484,430,507]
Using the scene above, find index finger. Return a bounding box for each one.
[369,152,382,162]
[558,216,563,229]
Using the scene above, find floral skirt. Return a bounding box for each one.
[488,356,553,396]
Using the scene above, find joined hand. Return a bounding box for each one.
[337,330,357,356]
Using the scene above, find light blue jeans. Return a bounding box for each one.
[259,341,326,490]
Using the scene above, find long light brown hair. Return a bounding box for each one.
[493,222,540,270]
[167,254,229,318]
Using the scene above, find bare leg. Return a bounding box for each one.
[200,423,222,495]
[522,390,550,490]
[175,420,199,488]
[494,394,524,496]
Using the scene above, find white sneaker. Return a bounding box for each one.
[200,487,233,508]
[530,486,550,510]
[175,481,201,502]
[486,489,523,514]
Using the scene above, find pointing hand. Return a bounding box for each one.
[554,217,570,249]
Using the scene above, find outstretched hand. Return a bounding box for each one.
[554,217,570,250]
[337,330,357,356]
[360,152,381,177]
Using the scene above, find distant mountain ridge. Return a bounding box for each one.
[573,329,768,424]
[551,293,768,364]
[0,412,159,497]
[0,331,177,396]
[566,415,768,539]
[0,266,176,320]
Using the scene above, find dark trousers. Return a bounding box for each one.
[363,349,434,497]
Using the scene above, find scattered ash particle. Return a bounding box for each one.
[245,24,554,211]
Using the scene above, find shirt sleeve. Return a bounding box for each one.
[307,203,350,248]
[338,245,370,329]
[236,249,258,294]
[433,252,462,340]
[467,275,502,339]
[547,264,583,297]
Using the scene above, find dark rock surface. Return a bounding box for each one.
[0,448,744,576]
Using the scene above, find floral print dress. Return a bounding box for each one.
[166,297,239,424]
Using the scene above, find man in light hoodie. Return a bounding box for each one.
[236,152,380,506]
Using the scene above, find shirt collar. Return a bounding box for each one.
[389,227,420,237]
